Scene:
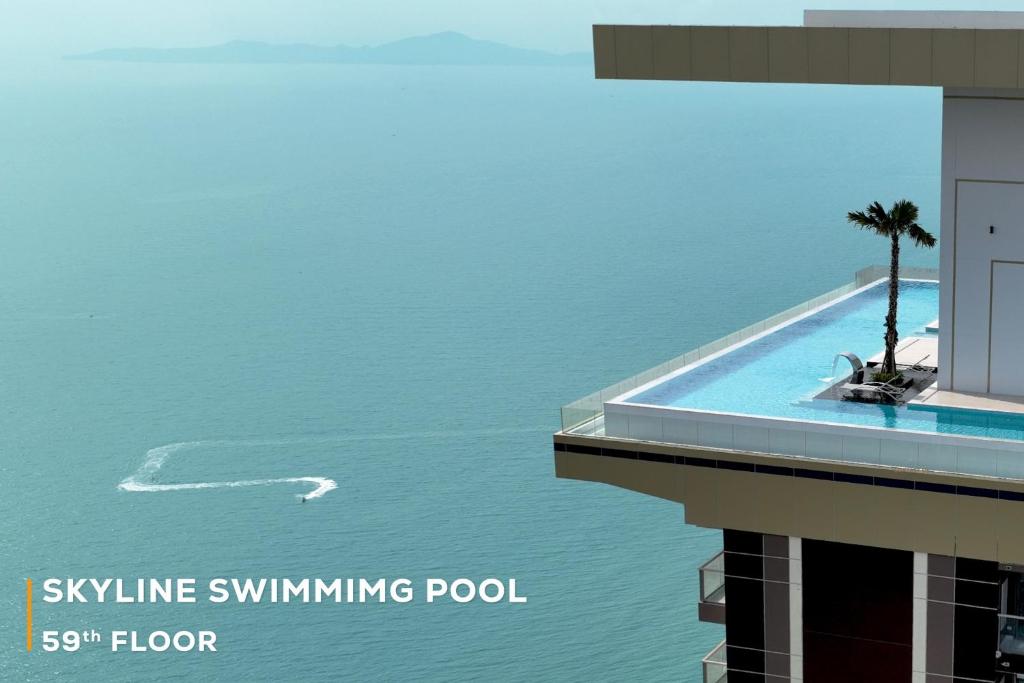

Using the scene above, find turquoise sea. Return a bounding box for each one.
[0,62,940,681]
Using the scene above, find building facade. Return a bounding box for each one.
[556,11,1024,683]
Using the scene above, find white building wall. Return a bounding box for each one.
[938,89,1024,395]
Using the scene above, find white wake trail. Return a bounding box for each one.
[118,441,337,501]
[117,426,545,502]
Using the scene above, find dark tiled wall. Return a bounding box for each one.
[803,538,913,682]
[926,553,999,682]
[723,530,791,682]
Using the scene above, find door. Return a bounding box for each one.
[989,261,1024,395]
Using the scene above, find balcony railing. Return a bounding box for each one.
[700,550,725,604]
[702,640,728,683]
[559,265,939,433]
[698,550,726,624]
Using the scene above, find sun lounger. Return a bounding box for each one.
[840,377,908,404]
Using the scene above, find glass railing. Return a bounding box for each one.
[700,551,725,604]
[560,265,939,433]
[701,640,728,683]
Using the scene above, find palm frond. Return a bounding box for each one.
[891,199,919,226]
[907,223,937,248]
[848,203,889,235]
[848,198,934,244]
[847,209,873,226]
[868,201,889,226]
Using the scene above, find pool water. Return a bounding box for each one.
[625,280,1024,442]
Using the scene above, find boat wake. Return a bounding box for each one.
[118,427,544,502]
[118,440,337,500]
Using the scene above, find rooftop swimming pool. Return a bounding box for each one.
[613,280,1024,443]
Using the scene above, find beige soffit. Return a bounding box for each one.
[593,24,1024,88]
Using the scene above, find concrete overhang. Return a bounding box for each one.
[593,10,1024,88]
[554,432,1024,565]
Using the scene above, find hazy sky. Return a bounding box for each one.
[6,0,1024,57]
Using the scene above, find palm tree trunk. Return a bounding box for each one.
[884,232,900,376]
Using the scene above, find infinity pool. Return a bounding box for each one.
[617,280,1024,442]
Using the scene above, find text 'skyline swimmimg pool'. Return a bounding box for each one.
[609,279,1024,444]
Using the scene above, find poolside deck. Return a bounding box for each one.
[867,336,939,369]
[910,383,1024,416]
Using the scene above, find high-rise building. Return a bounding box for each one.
[555,11,1024,683]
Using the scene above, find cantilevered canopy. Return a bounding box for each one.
[594,11,1024,88]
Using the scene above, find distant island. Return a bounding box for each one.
[65,32,591,67]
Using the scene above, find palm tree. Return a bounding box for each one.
[847,200,936,379]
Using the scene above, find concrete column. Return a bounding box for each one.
[789,536,803,681]
[913,552,928,682]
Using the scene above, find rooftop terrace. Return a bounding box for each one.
[560,266,1024,482]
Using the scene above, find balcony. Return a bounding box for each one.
[702,640,727,683]
[698,550,725,624]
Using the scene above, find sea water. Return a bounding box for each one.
[0,62,940,681]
